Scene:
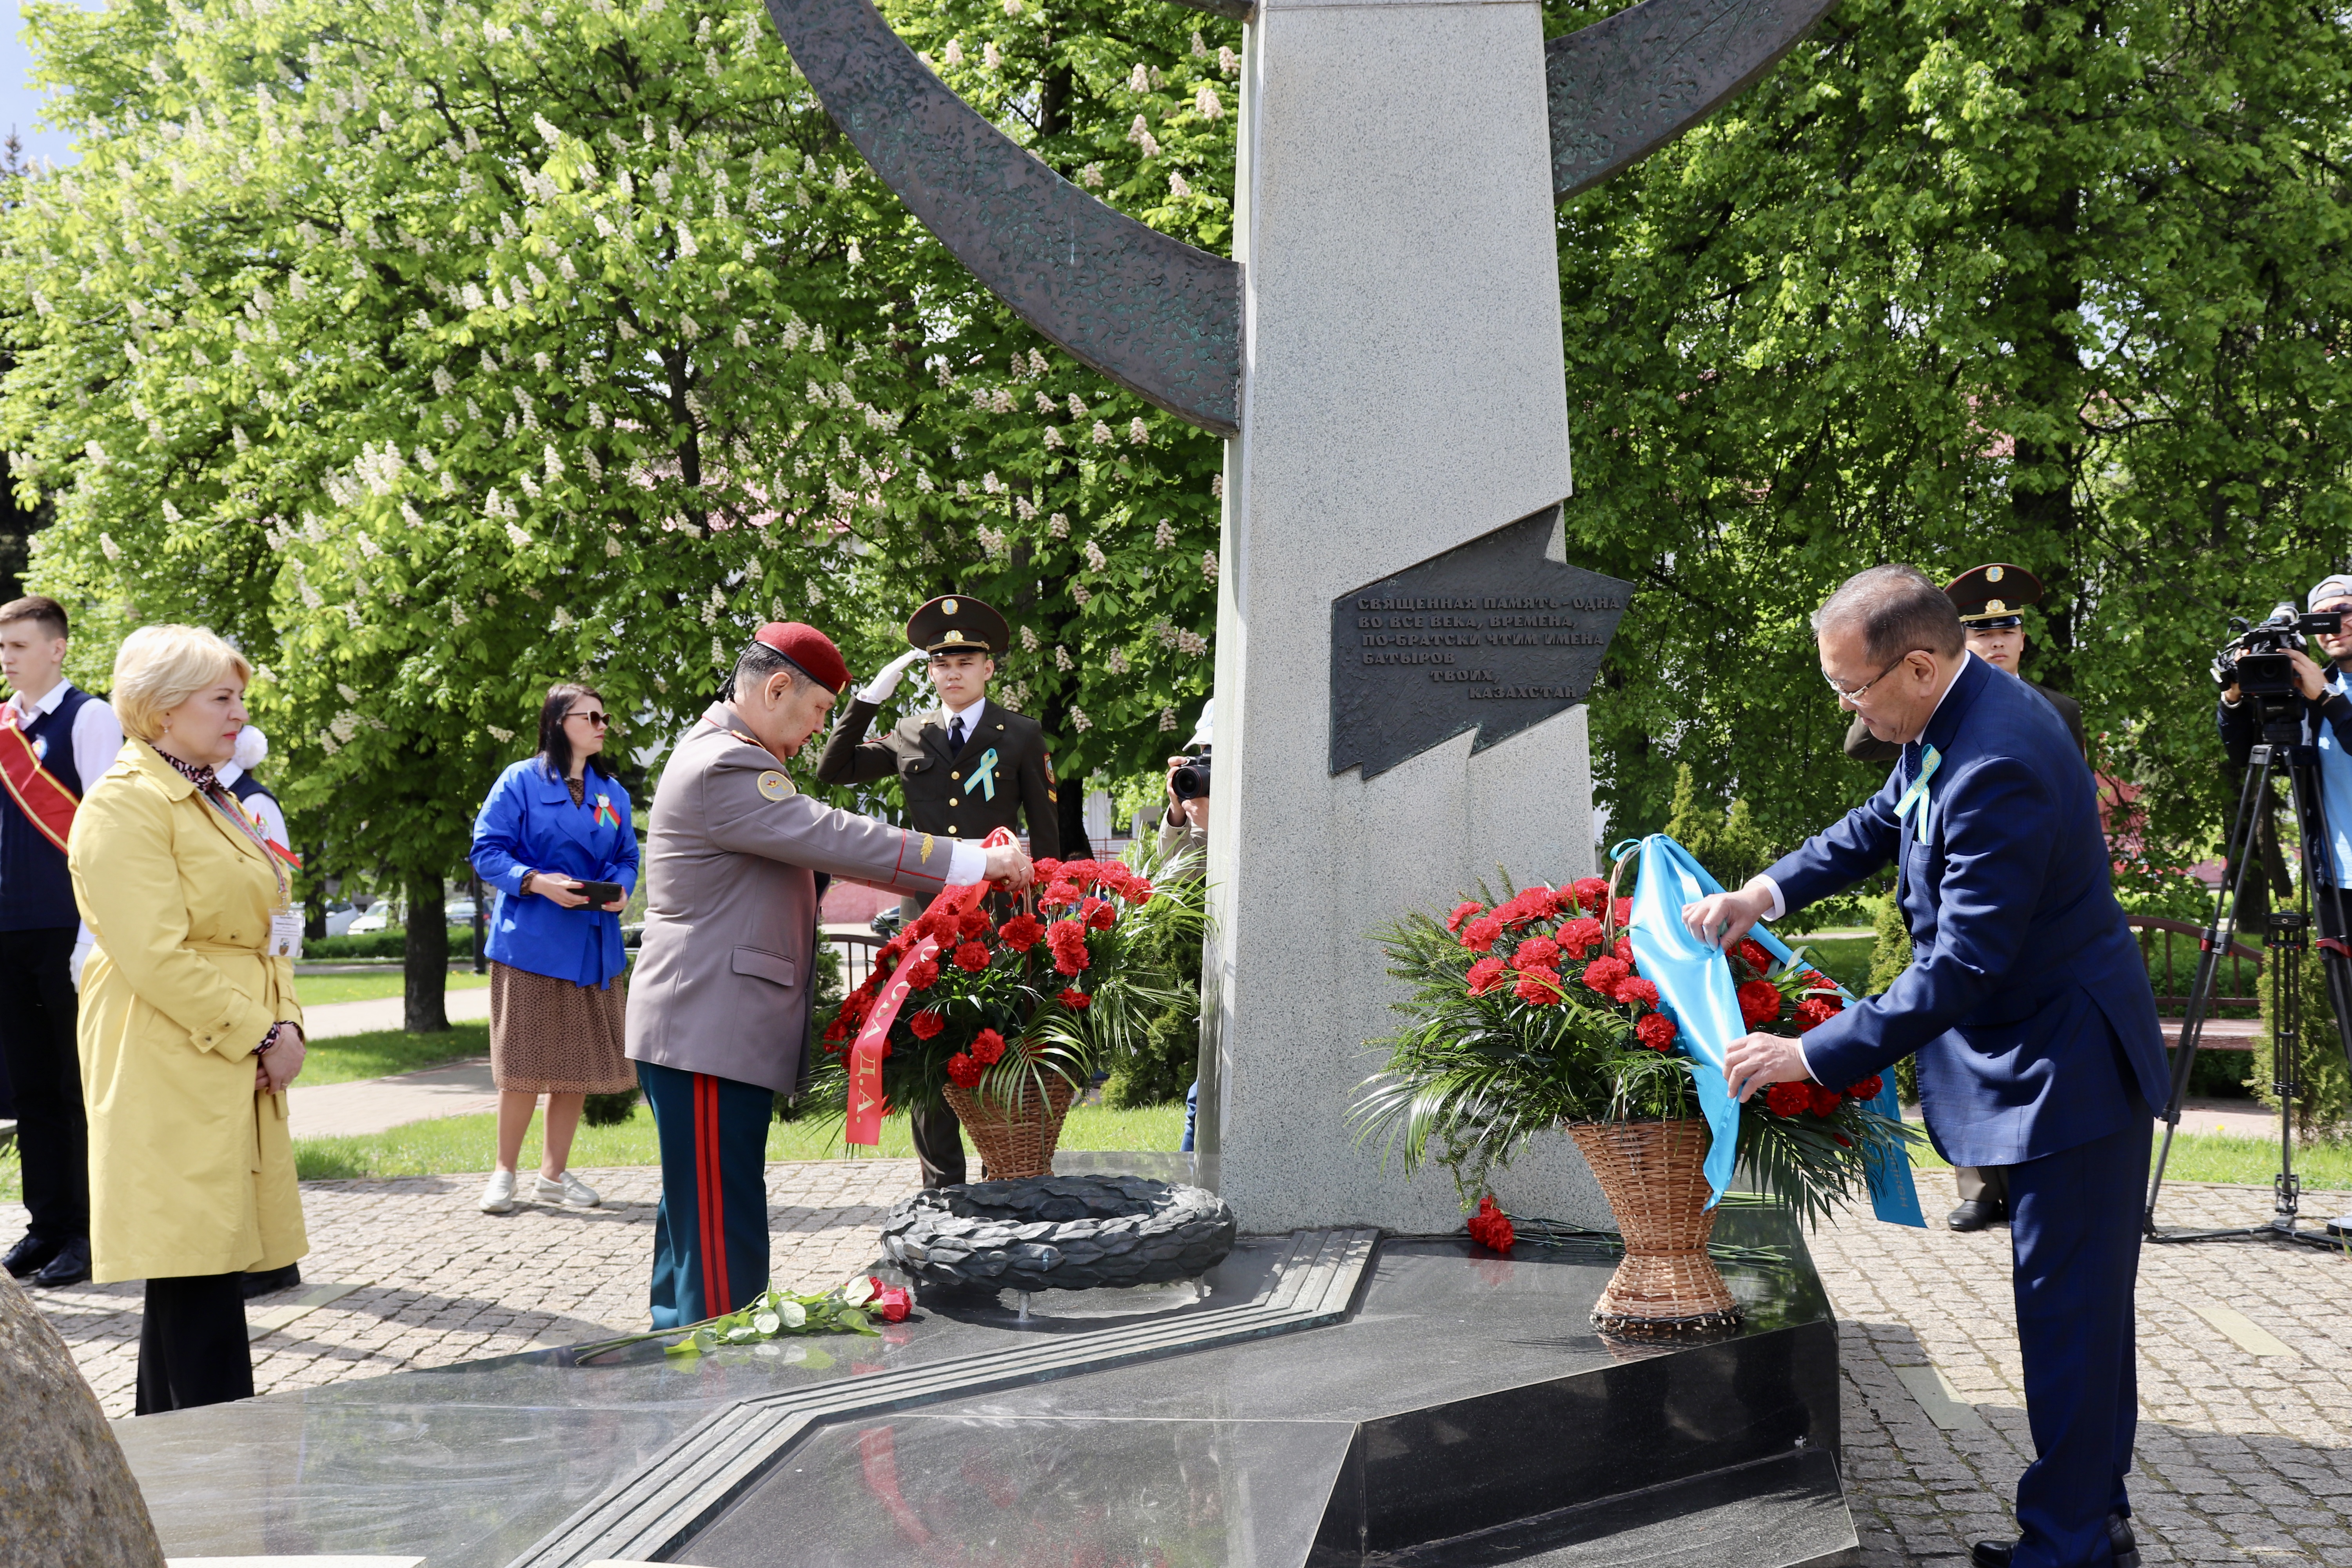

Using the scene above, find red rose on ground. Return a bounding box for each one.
[907,1009,945,1041]
[1571,876,1609,913]
[971,1029,1007,1065]
[1736,978,1783,1027]
[1512,936,1561,971]
[1445,900,1485,935]
[866,1278,913,1323]
[1581,956,1632,998]
[946,1052,984,1088]
[1466,1194,1515,1253]
[1459,916,1503,953]
[1793,997,1837,1031]
[1635,1012,1678,1051]
[1084,898,1118,931]
[998,913,1044,952]
[1557,916,1605,959]
[1619,976,1660,1009]
[1513,969,1562,1005]
[1736,938,1774,977]
[1765,1080,1813,1118]
[1058,987,1093,1010]
[1846,1075,1884,1101]
[953,941,991,973]
[1466,956,1510,996]
[1809,1084,1844,1118]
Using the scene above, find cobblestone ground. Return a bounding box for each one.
[1811,1179,2352,1566]
[15,1165,2352,1563]
[5,1158,922,1421]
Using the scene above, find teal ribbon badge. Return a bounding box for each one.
[1895,744,1942,844]
[967,747,1000,802]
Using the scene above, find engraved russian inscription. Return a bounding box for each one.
[1330,506,1633,780]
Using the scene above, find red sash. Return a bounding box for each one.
[0,709,78,852]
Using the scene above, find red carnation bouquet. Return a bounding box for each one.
[808,844,1204,1129]
[1356,873,1902,1226]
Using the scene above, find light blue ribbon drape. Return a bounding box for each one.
[1612,833,1925,1227]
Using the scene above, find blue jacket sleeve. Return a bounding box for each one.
[470,769,533,896]
[1797,755,2057,1088]
[606,795,640,897]
[1765,765,1903,915]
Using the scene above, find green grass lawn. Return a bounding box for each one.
[290,1100,1188,1181]
[1789,934,1876,995]
[296,969,492,1008]
[1903,1129,2352,1190]
[298,1022,490,1086]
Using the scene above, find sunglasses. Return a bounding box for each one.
[566,710,612,728]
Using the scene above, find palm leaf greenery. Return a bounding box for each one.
[1350,873,1912,1228]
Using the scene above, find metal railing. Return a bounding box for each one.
[827,930,885,995]
[2128,915,2260,1015]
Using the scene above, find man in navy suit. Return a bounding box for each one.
[1684,565,2167,1568]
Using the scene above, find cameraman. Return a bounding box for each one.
[2218,575,2352,902]
[1158,703,1211,866]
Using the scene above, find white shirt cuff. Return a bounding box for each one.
[1759,875,1786,923]
[1795,1037,1818,1084]
[944,840,988,886]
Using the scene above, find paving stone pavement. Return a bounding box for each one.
[1810,1178,2352,1566]
[13,1161,2352,1564]
[6,1158,923,1421]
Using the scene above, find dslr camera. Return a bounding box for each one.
[2215,603,2344,702]
[1169,751,1212,802]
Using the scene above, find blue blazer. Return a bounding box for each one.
[1769,655,2168,1167]
[469,758,638,988]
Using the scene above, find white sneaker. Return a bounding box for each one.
[479,1169,517,1214]
[535,1170,600,1208]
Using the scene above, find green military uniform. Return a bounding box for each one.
[811,595,1060,1189]
[1844,562,2092,1232]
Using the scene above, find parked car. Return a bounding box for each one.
[323,902,363,938]
[444,898,479,926]
[347,909,392,935]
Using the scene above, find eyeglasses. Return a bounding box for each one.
[566,710,612,728]
[1823,650,1924,702]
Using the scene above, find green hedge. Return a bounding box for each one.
[307,929,408,959]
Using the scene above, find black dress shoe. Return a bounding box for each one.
[3,1233,60,1280]
[27,1237,91,1288]
[241,1262,302,1299]
[1949,1198,2007,1232]
[1971,1513,2137,1568]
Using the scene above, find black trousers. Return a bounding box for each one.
[136,1273,254,1415]
[0,926,88,1241]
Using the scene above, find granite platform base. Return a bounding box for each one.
[118,1201,1854,1568]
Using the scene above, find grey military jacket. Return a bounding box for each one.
[625,705,959,1094]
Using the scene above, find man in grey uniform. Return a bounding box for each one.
[626,622,1031,1327]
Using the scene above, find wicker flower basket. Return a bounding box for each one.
[1568,1118,1740,1334]
[940,1073,1078,1181]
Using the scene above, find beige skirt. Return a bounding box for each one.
[488,962,636,1095]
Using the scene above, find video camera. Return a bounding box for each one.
[2215,603,2344,702]
[1169,752,1212,802]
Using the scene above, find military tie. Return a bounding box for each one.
[949,715,966,752]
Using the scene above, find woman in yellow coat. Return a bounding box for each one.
[69,624,308,1413]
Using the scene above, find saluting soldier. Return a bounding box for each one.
[815,594,1061,1189]
[626,622,1031,1328]
[1844,563,2089,1236]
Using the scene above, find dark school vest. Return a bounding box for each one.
[0,687,92,931]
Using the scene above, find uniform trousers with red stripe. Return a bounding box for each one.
[639,1060,774,1328]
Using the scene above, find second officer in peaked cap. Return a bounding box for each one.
[814,594,1062,1189]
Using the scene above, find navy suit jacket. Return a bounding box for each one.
[1768,655,2168,1167]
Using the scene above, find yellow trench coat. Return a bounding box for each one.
[69,741,307,1284]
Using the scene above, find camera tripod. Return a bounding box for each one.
[2143,736,2352,1248]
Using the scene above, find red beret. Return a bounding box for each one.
[752,622,850,693]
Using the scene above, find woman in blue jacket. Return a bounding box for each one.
[468,684,639,1215]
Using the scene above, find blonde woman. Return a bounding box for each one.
[69,624,306,1413]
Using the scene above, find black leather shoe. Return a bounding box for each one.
[1949,1198,2007,1232]
[242,1262,302,1299]
[27,1237,91,1288]
[2,1233,59,1280]
[1971,1514,2136,1568]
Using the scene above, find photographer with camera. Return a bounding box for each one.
[1159,702,1212,867]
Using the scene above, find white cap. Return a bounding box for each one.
[1185,699,1213,753]
[2312,575,2352,611]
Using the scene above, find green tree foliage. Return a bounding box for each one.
[1552,0,2352,869]
[0,0,1236,1018]
[2252,944,2351,1137]
[1660,761,1773,891]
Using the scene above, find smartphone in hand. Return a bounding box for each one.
[578,880,625,908]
